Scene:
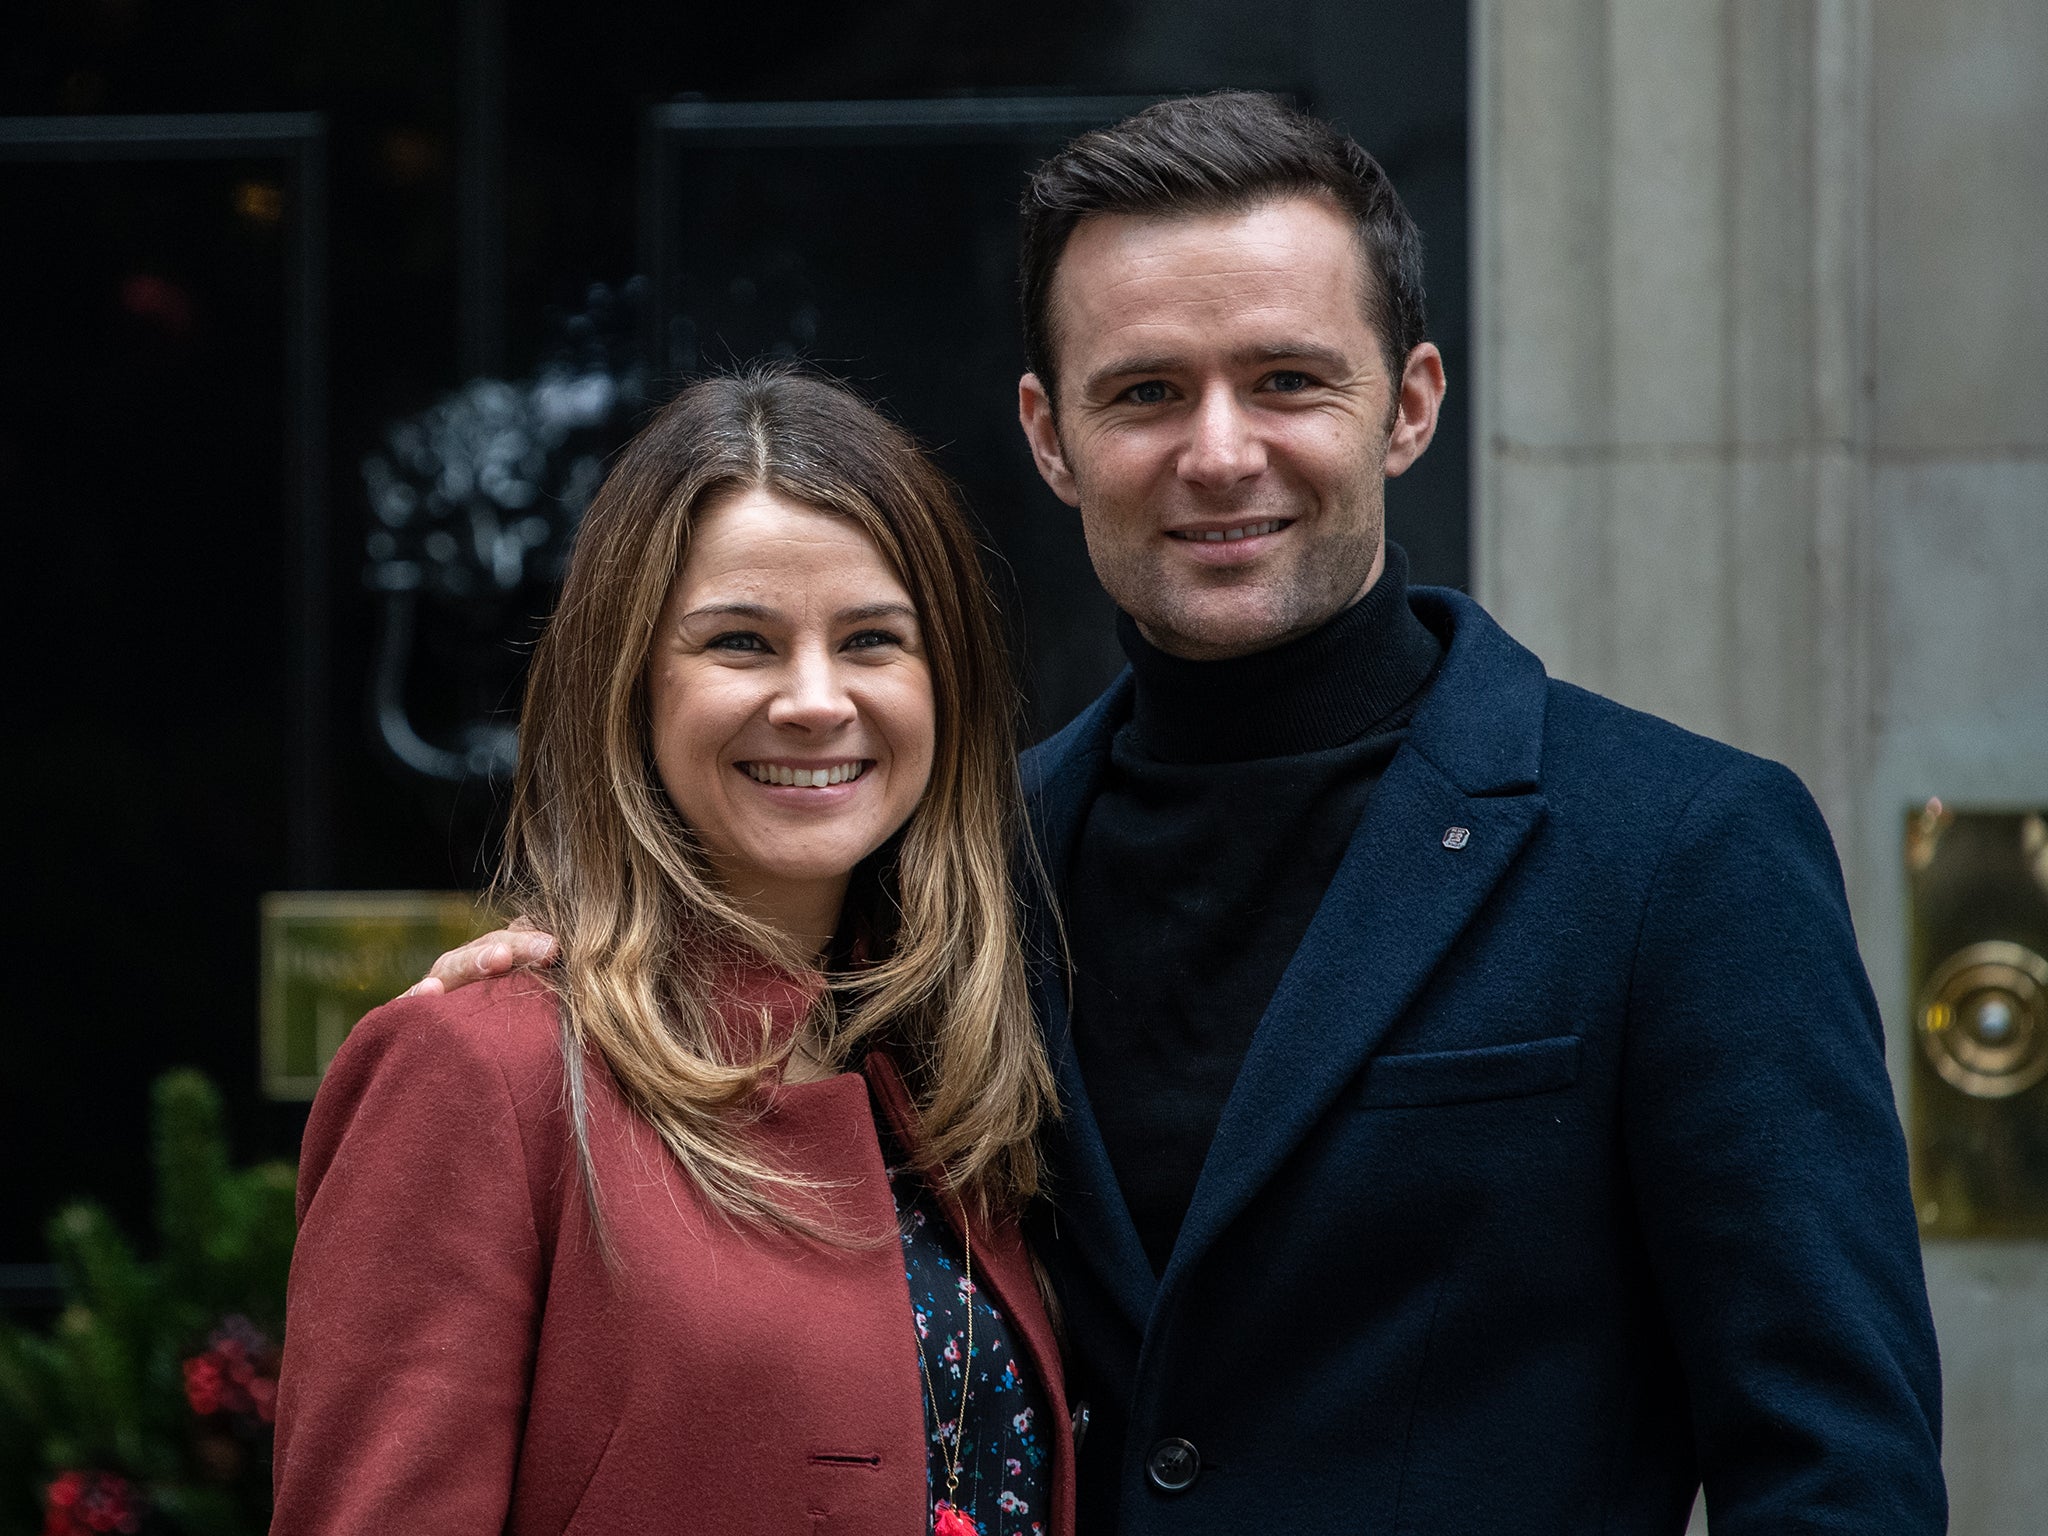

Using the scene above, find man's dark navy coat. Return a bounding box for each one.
[1020,589,1944,1534]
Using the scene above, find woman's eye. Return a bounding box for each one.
[844,629,902,652]
[1124,380,1171,405]
[708,631,769,653]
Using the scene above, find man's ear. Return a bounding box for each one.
[1018,372,1082,508]
[1384,342,1447,479]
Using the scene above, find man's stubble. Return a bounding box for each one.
[1068,417,1391,663]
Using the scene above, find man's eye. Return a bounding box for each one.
[1124,380,1171,405]
[708,632,769,653]
[1266,371,1314,393]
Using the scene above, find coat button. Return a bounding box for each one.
[1146,1437,1200,1492]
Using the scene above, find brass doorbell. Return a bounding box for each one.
[1905,803,2048,1237]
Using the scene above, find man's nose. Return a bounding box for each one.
[1177,385,1267,492]
[766,646,858,732]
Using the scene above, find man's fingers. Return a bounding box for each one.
[414,926,561,995]
[429,938,502,989]
[491,930,560,968]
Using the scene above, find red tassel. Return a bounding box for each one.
[933,1502,978,1536]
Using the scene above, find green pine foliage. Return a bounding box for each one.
[0,1071,295,1535]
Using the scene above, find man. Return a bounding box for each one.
[426,93,1943,1533]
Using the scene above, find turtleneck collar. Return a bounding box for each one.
[1117,541,1442,765]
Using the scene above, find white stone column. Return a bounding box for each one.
[1474,0,1873,853]
[1474,2,2048,1530]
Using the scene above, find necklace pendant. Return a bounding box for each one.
[933,1500,977,1536]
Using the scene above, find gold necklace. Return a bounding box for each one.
[914,1198,976,1536]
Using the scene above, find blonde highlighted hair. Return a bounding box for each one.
[497,364,1055,1233]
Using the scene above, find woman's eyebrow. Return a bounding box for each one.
[840,601,919,624]
[681,600,916,625]
[681,601,778,624]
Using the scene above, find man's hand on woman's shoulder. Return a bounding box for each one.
[406,914,559,997]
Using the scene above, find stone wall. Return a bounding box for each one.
[1472,2,2048,1530]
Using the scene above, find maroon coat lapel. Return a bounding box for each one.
[863,1050,1075,1533]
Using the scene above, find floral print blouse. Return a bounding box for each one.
[892,1166,1052,1536]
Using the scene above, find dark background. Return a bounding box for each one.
[0,0,1468,1287]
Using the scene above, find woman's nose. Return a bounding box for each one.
[765,646,858,732]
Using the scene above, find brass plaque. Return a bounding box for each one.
[1906,804,2048,1237]
[261,891,499,1100]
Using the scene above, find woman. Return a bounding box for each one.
[272,366,1071,1536]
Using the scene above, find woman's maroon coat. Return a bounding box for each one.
[272,971,1072,1535]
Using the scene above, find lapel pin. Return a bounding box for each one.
[1442,826,1471,850]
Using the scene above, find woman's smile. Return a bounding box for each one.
[736,758,873,789]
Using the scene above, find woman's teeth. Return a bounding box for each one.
[1183,520,1287,543]
[741,761,867,788]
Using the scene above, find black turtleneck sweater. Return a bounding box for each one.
[1065,544,1444,1274]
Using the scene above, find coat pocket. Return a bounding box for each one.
[1359,1034,1582,1109]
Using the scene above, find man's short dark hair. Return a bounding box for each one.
[1019,91,1427,400]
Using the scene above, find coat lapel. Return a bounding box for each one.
[1157,590,1552,1298]
[861,1052,1046,1361]
[862,1052,1075,1534]
[1020,676,1160,1335]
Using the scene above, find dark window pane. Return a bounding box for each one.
[0,157,295,1256]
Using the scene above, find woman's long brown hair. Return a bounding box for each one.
[496,363,1056,1236]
